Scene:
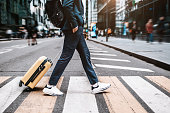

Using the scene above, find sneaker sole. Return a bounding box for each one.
[43,89,64,96]
[92,84,111,94]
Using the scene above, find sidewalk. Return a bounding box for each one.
[89,36,170,71]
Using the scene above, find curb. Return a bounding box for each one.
[88,39,170,71]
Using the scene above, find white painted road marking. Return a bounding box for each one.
[0,48,13,54]
[91,53,117,56]
[89,48,102,50]
[0,77,26,113]
[90,50,108,53]
[0,44,27,55]
[63,77,99,113]
[91,57,130,62]
[0,41,12,43]
[11,45,27,49]
[95,64,154,72]
[121,76,170,113]
[0,40,50,55]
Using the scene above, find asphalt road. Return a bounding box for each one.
[0,37,170,77]
[0,37,170,113]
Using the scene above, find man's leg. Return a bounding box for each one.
[49,31,80,86]
[76,27,98,85]
[43,31,80,96]
[76,27,111,93]
[150,33,153,42]
[146,33,149,43]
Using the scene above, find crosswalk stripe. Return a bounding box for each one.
[95,64,154,72]
[99,76,147,113]
[89,48,102,50]
[90,50,108,53]
[62,77,99,113]
[0,41,11,43]
[0,76,16,88]
[0,76,11,84]
[91,53,117,56]
[0,77,26,113]
[92,57,130,62]
[14,77,63,113]
[0,75,169,113]
[146,76,170,93]
[121,76,170,113]
[52,76,70,113]
[11,45,27,49]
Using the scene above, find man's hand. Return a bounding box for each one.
[72,26,78,33]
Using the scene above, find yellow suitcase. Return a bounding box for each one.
[19,56,52,89]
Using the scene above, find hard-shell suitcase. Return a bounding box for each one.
[19,56,53,89]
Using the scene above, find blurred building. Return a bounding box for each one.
[88,0,98,29]
[84,0,88,29]
[115,0,126,34]
[96,0,170,36]
[121,0,170,33]
[30,0,51,30]
[0,0,53,38]
[0,0,31,33]
[97,0,116,34]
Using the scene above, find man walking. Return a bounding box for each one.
[146,19,153,43]
[131,21,137,41]
[43,0,111,96]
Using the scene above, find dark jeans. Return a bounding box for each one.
[49,26,98,85]
[146,33,153,42]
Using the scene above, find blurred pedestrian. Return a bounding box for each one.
[123,23,127,36]
[23,28,28,39]
[125,22,130,38]
[146,19,153,43]
[131,21,137,41]
[157,16,165,43]
[26,24,33,46]
[19,26,25,39]
[32,25,38,45]
[107,28,112,37]
[95,28,99,38]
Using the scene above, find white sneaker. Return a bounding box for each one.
[43,85,64,96]
[92,82,111,94]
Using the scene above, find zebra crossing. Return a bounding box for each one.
[89,46,154,73]
[0,47,170,113]
[122,76,170,113]
[0,75,169,113]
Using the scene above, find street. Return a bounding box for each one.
[0,37,170,113]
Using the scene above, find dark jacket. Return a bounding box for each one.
[62,0,84,31]
[157,20,165,34]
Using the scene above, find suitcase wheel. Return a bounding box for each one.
[24,87,33,92]
[19,80,23,87]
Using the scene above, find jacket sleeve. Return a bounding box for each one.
[62,0,78,29]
